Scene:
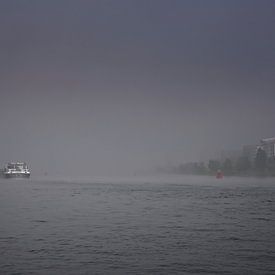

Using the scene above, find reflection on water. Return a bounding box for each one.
[0,176,274,274]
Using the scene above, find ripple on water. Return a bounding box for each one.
[0,178,274,274]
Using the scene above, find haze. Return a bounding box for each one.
[0,1,274,177]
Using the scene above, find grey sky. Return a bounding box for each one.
[0,0,275,176]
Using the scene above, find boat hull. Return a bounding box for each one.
[4,173,30,178]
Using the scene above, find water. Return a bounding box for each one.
[0,175,274,274]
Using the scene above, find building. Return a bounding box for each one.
[242,144,260,162]
[261,137,275,159]
[220,149,242,163]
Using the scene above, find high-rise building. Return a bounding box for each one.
[220,149,242,162]
[242,144,260,162]
[261,137,275,158]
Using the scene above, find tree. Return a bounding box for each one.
[266,157,275,176]
[222,158,233,175]
[235,156,251,174]
[208,160,221,174]
[196,162,207,175]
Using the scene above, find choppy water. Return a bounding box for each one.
[0,175,274,274]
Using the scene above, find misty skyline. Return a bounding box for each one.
[0,1,275,176]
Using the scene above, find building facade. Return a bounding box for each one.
[242,144,260,162]
[261,137,275,159]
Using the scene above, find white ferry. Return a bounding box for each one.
[3,162,30,178]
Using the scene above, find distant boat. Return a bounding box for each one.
[216,170,224,179]
[3,162,30,178]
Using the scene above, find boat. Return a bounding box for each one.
[3,162,30,178]
[216,169,224,179]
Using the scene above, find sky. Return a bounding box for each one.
[0,0,275,176]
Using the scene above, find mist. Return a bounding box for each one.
[1,1,275,177]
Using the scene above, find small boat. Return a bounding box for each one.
[216,170,224,179]
[3,162,30,178]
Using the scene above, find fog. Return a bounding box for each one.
[0,1,275,176]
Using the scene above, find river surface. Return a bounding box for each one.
[0,175,274,274]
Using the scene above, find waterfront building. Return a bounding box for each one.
[242,144,260,162]
[261,137,275,158]
[220,149,241,162]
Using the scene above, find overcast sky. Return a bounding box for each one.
[0,0,275,176]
